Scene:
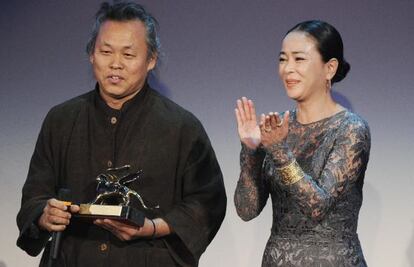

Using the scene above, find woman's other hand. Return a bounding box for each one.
[259,111,290,148]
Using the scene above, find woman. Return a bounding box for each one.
[234,20,370,266]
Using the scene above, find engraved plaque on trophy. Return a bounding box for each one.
[74,165,158,227]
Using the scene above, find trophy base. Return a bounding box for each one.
[74,204,145,227]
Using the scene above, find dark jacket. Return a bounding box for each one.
[17,84,227,266]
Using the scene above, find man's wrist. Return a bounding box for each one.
[149,219,156,238]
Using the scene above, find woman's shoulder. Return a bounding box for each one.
[338,110,371,144]
[342,110,370,132]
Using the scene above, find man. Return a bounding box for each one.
[16,2,226,266]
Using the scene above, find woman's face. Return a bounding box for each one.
[278,31,330,102]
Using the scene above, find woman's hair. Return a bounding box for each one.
[86,1,160,60]
[286,20,350,84]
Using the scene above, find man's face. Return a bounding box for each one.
[90,20,156,109]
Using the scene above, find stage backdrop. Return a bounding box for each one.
[1,1,413,266]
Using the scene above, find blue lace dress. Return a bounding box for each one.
[234,110,370,266]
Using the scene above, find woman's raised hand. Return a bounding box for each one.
[235,97,261,149]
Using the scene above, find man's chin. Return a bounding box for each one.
[99,83,142,101]
[105,90,141,101]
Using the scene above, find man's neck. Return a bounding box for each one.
[100,89,142,110]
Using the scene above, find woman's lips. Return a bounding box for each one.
[285,79,300,88]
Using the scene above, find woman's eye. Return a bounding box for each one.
[295,57,305,61]
[279,57,287,62]
[124,53,135,58]
[101,50,111,55]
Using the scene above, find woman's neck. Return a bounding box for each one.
[295,93,343,124]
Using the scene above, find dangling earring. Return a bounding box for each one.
[326,79,332,90]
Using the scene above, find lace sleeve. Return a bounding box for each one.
[234,144,268,221]
[268,119,370,220]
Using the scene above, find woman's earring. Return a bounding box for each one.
[326,79,332,90]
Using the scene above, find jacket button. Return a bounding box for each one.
[100,243,108,251]
[110,117,117,124]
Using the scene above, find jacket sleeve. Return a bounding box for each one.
[162,118,227,266]
[16,110,58,256]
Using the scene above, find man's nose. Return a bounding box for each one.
[110,54,123,69]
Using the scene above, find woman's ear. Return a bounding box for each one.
[325,58,339,80]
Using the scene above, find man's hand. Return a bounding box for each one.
[38,198,80,232]
[94,218,155,241]
[94,217,172,241]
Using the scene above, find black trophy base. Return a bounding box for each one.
[74,204,145,227]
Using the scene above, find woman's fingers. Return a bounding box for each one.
[258,110,290,148]
[248,99,257,122]
[269,112,277,128]
[280,111,290,132]
[236,97,258,124]
[235,108,242,127]
[283,111,290,126]
[241,97,251,120]
[265,114,271,130]
[236,99,247,122]
[259,113,265,126]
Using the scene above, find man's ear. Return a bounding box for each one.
[147,54,157,71]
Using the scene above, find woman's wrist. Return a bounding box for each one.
[276,159,305,185]
[262,140,286,151]
[264,141,292,167]
[241,142,259,155]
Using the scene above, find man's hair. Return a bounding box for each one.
[86,1,160,60]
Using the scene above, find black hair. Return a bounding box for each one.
[86,1,160,60]
[287,20,350,84]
